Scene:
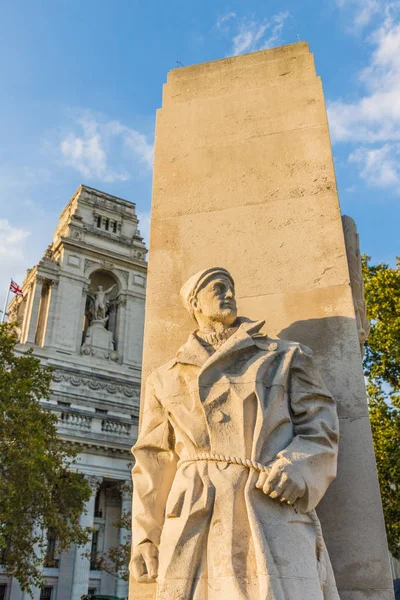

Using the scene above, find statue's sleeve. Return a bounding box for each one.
[131,375,178,548]
[277,345,339,513]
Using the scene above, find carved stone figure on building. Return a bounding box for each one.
[93,284,116,321]
[81,282,119,359]
[131,267,340,600]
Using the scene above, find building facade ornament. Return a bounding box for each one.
[101,260,114,270]
[52,368,140,399]
[117,269,129,285]
[84,258,99,272]
[86,475,103,494]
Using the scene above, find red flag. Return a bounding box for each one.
[10,280,23,297]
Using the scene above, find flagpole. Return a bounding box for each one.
[1,280,11,323]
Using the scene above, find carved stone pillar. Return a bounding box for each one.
[35,280,51,346]
[70,475,102,599]
[115,295,127,363]
[9,578,24,600]
[76,282,89,352]
[108,301,117,345]
[116,483,132,598]
[43,280,59,347]
[25,277,43,345]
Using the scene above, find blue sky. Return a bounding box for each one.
[0,0,399,307]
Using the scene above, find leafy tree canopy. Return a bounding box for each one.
[363,257,400,558]
[0,323,91,592]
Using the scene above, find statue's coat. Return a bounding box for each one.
[132,320,340,600]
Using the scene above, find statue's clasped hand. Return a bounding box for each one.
[255,458,306,506]
[131,541,159,583]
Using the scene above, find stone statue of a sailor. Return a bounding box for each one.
[131,267,340,600]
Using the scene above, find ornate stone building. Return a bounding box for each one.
[0,185,147,600]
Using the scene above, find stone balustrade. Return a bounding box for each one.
[101,419,131,435]
[60,411,92,429]
[48,405,134,440]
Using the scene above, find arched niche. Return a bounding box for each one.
[82,270,121,350]
[90,270,120,301]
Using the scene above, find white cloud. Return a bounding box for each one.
[60,112,154,183]
[216,12,236,30]
[329,2,400,191]
[0,165,51,193]
[336,0,381,30]
[216,11,290,56]
[328,10,400,144]
[349,144,400,189]
[0,220,30,313]
[0,220,30,258]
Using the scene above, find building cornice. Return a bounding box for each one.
[57,238,148,273]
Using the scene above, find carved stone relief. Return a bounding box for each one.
[52,370,139,398]
[118,269,129,285]
[84,259,99,272]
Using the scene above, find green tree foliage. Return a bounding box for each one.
[363,257,400,558]
[363,257,400,388]
[0,323,91,592]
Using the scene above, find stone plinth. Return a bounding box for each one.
[130,43,393,599]
[81,320,117,360]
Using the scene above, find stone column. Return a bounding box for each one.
[20,282,35,344]
[25,277,43,345]
[115,295,127,361]
[100,486,121,595]
[76,282,89,352]
[9,578,24,600]
[43,281,59,347]
[116,484,132,599]
[70,475,102,599]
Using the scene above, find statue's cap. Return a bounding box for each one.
[180,267,235,317]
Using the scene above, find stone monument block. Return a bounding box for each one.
[130,43,394,599]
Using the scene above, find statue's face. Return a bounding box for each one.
[193,275,237,327]
[98,285,103,291]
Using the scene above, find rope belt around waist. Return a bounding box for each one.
[177,452,324,562]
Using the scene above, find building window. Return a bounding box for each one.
[0,584,7,600]
[90,530,99,570]
[40,587,53,600]
[95,215,120,234]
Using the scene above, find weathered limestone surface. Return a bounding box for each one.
[130,43,393,599]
